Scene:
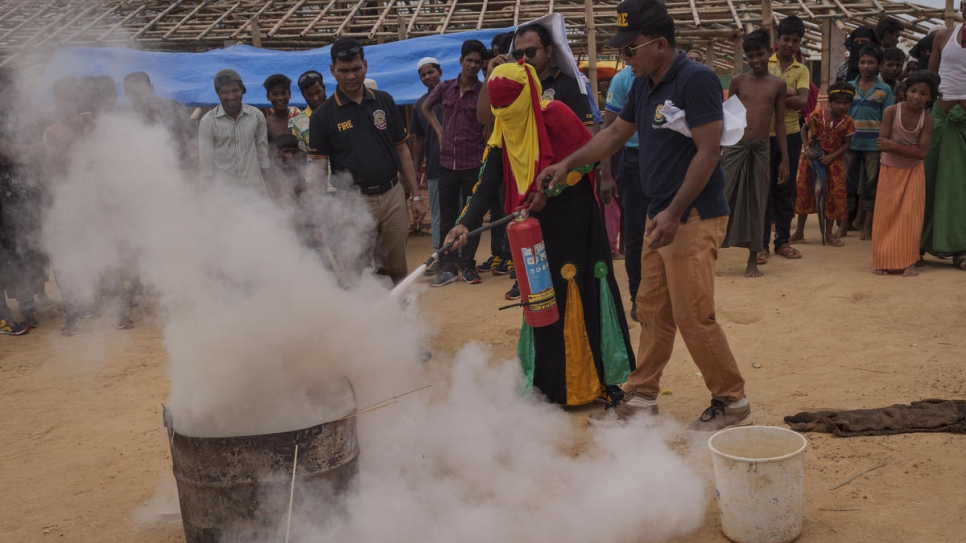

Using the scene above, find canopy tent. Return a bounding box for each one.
[37,27,509,107]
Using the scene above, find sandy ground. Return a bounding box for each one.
[2,218,965,543]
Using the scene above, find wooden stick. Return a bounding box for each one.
[829,460,887,490]
[335,384,433,421]
[284,443,299,543]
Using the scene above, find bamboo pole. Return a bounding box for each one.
[762,0,774,43]
[198,2,241,40]
[269,0,308,37]
[733,35,743,75]
[946,0,956,27]
[821,18,831,95]
[163,1,208,41]
[585,0,598,107]
[251,15,262,47]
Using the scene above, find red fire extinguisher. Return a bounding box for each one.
[507,212,559,327]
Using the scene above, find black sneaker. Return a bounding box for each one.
[477,255,502,273]
[462,267,482,284]
[509,267,516,280]
[430,270,458,288]
[61,317,80,337]
[492,258,514,276]
[0,318,29,336]
[687,398,753,432]
[505,282,520,300]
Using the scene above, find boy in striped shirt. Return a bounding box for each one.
[848,45,895,240]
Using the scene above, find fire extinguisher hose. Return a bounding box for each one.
[390,209,525,298]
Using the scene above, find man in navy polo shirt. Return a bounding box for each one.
[308,38,428,284]
[538,0,751,432]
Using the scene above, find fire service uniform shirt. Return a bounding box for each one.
[308,86,408,193]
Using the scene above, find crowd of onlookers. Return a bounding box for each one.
[1,3,964,342]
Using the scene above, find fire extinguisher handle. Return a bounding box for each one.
[426,210,524,266]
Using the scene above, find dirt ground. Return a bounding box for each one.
[2,218,965,542]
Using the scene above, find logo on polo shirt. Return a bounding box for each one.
[541,89,556,102]
[653,103,667,125]
[373,109,387,130]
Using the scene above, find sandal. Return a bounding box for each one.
[776,244,802,259]
[954,253,966,271]
[827,236,844,248]
[789,234,806,245]
[756,250,769,265]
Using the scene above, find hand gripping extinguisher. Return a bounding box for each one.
[506,210,559,327]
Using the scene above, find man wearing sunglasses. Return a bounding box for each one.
[307,38,427,284]
[538,0,751,432]
[288,70,326,152]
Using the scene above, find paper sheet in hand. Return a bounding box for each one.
[659,95,748,146]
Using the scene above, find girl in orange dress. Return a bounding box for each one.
[871,71,938,276]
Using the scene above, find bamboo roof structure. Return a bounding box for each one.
[0,1,960,72]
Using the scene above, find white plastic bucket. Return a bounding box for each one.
[708,426,807,543]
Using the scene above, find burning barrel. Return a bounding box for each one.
[163,386,359,542]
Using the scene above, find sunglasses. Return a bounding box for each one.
[511,46,543,60]
[334,46,362,60]
[619,36,661,57]
[298,72,323,87]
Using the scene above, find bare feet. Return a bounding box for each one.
[789,233,805,244]
[862,209,873,240]
[902,265,919,277]
[745,255,764,277]
[827,236,845,247]
[873,269,888,275]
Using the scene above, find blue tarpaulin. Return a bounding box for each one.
[38,27,511,108]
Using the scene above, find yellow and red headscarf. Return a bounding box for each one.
[487,61,555,208]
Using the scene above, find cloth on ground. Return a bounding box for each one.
[784,399,966,436]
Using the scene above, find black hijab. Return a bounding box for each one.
[845,25,881,81]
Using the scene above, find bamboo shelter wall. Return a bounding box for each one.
[0,0,959,71]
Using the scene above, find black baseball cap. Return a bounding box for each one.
[607,0,671,49]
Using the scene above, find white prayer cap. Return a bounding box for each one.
[417,57,440,70]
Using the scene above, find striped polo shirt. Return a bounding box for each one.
[848,77,895,152]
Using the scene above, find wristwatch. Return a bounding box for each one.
[410,196,424,202]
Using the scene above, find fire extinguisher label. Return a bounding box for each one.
[521,242,552,294]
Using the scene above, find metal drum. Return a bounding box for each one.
[163,383,359,542]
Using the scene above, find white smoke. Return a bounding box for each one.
[43,110,707,542]
[43,113,423,437]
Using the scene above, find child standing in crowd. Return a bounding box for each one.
[880,47,906,91]
[792,82,856,247]
[721,29,789,278]
[871,70,937,276]
[846,44,895,240]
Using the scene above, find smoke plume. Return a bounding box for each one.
[43,111,706,542]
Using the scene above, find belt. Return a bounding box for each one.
[359,177,398,196]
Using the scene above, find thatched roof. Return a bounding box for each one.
[0,1,959,72]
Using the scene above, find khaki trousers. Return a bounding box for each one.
[364,181,409,283]
[626,209,746,403]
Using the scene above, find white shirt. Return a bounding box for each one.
[198,103,270,193]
